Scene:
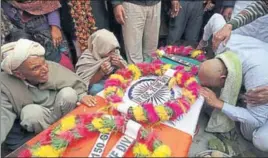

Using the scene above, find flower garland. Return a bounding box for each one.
[68,0,97,52]
[18,113,171,157]
[104,60,200,124]
[155,45,206,62]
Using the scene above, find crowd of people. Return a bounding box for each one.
[1,0,268,155]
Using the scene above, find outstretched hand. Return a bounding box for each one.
[77,95,97,107]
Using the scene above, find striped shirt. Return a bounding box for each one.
[228,0,268,30]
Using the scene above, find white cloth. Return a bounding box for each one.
[1,39,45,74]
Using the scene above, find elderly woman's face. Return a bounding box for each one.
[16,56,49,84]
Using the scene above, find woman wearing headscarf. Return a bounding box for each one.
[1,0,73,70]
[76,29,127,95]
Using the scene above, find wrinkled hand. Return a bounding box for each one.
[113,5,126,25]
[221,7,233,21]
[204,0,215,12]
[200,87,224,109]
[100,61,114,75]
[111,54,124,68]
[212,24,232,51]
[245,86,268,105]
[51,26,62,47]
[77,95,96,107]
[170,0,180,18]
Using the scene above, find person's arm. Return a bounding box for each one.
[89,69,105,85]
[47,10,61,28]
[221,0,235,21]
[1,92,16,144]
[221,103,260,126]
[47,10,63,47]
[227,0,268,30]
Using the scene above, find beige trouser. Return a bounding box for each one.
[122,2,161,64]
[20,87,78,133]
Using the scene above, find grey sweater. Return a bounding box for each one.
[1,61,87,144]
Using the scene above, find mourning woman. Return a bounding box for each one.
[76,29,127,95]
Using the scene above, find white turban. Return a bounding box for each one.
[1,39,45,74]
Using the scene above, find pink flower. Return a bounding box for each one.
[197,54,206,61]
[109,95,122,103]
[115,116,125,130]
[76,124,93,137]
[190,66,199,75]
[179,98,191,111]
[116,69,132,79]
[179,72,191,86]
[182,46,193,56]
[166,101,183,120]
[175,65,185,72]
[142,103,159,123]
[78,113,94,124]
[18,149,32,158]
[39,129,52,145]
[152,59,163,65]
[104,79,121,88]
[166,46,173,54]
[59,131,75,143]
[144,131,158,150]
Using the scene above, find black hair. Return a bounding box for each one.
[5,29,33,43]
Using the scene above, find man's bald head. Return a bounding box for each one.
[198,58,227,88]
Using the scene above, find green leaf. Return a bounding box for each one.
[51,138,68,150]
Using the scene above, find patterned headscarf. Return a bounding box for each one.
[9,0,61,15]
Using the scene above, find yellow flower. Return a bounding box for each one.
[110,74,125,83]
[128,64,141,80]
[155,105,169,121]
[184,77,197,87]
[182,89,196,104]
[176,73,182,85]
[162,64,172,73]
[168,77,176,89]
[99,128,112,133]
[151,145,171,157]
[91,118,103,129]
[60,115,76,132]
[104,86,117,96]
[116,88,124,97]
[32,145,63,157]
[133,143,151,157]
[155,69,162,76]
[155,49,164,57]
[191,50,202,58]
[133,106,147,121]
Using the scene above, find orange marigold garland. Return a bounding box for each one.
[68,0,97,52]
[18,113,171,157]
[104,60,200,124]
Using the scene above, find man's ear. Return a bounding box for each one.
[12,70,26,80]
[220,75,227,79]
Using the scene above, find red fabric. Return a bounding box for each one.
[59,53,74,71]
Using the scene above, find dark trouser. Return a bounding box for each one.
[167,1,204,45]
[2,119,35,151]
[91,0,110,30]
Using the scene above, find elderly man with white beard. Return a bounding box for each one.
[1,39,96,150]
